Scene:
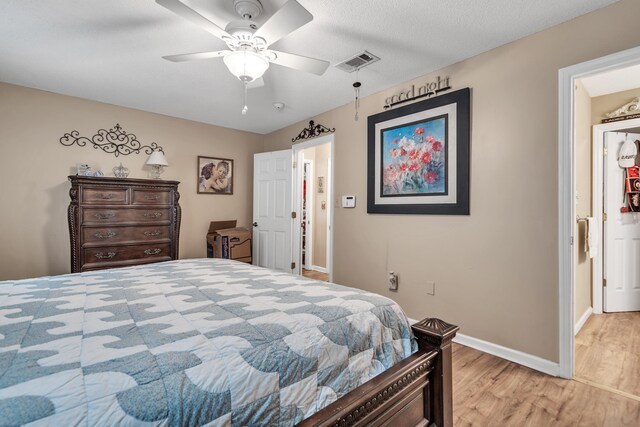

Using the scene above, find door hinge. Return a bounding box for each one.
[603,148,608,156]
[292,160,297,168]
[291,262,296,269]
[603,278,607,288]
[291,211,297,219]
[570,236,574,245]
[603,212,607,221]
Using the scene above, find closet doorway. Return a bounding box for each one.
[292,134,333,282]
[571,71,640,399]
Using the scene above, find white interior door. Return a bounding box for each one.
[604,131,640,312]
[253,150,293,273]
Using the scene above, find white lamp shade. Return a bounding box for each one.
[223,51,269,82]
[146,150,168,166]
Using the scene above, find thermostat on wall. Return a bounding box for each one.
[342,195,356,208]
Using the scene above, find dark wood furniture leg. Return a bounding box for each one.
[298,317,458,427]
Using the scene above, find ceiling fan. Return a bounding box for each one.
[157,0,330,113]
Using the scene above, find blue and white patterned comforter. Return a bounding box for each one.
[0,259,416,426]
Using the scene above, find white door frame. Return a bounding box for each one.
[292,134,334,281]
[303,159,314,269]
[558,45,640,379]
[592,120,640,314]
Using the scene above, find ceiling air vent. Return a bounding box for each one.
[335,50,380,73]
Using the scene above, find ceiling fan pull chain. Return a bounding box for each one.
[353,69,361,121]
[242,81,249,115]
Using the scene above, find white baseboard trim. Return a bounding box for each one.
[406,318,561,377]
[574,307,593,336]
[453,333,561,377]
[310,265,328,273]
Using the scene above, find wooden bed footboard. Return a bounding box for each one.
[298,317,459,427]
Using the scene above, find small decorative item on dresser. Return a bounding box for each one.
[76,163,90,175]
[146,150,169,179]
[113,163,130,178]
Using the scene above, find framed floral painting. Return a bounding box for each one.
[367,88,470,214]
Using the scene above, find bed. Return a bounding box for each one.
[0,259,457,426]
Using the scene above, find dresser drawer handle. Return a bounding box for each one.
[143,230,162,237]
[143,212,162,219]
[144,194,160,200]
[95,193,116,200]
[144,248,162,255]
[94,231,117,240]
[94,213,115,220]
[95,252,116,259]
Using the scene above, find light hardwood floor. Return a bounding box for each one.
[453,343,640,426]
[575,312,640,398]
[302,268,329,282]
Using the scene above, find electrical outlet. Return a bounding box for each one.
[388,272,398,291]
[426,281,435,296]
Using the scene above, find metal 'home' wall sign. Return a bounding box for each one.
[59,124,164,157]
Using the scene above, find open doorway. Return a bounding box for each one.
[292,134,334,282]
[567,59,640,397]
[574,117,640,399]
[559,45,640,380]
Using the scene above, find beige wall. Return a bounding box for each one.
[0,83,262,280]
[592,87,640,124]
[263,0,640,362]
[574,80,592,324]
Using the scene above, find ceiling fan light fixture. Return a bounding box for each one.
[223,50,269,82]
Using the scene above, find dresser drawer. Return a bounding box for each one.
[132,189,170,205]
[82,188,128,204]
[82,243,171,266]
[82,225,171,245]
[82,208,171,225]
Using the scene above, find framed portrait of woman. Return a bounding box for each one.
[197,156,234,195]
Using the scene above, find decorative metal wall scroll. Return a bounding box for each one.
[291,120,335,143]
[59,124,164,157]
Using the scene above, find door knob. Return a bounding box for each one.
[252,222,258,227]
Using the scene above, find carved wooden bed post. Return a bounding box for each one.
[298,316,458,427]
[412,318,459,427]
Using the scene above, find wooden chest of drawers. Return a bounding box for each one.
[68,176,181,272]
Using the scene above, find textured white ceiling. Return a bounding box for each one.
[0,0,619,134]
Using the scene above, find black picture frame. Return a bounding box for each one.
[367,87,470,215]
[197,156,234,195]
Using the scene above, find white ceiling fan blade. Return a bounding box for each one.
[254,0,312,47]
[156,0,231,41]
[269,50,329,75]
[162,50,231,62]
[246,77,264,90]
